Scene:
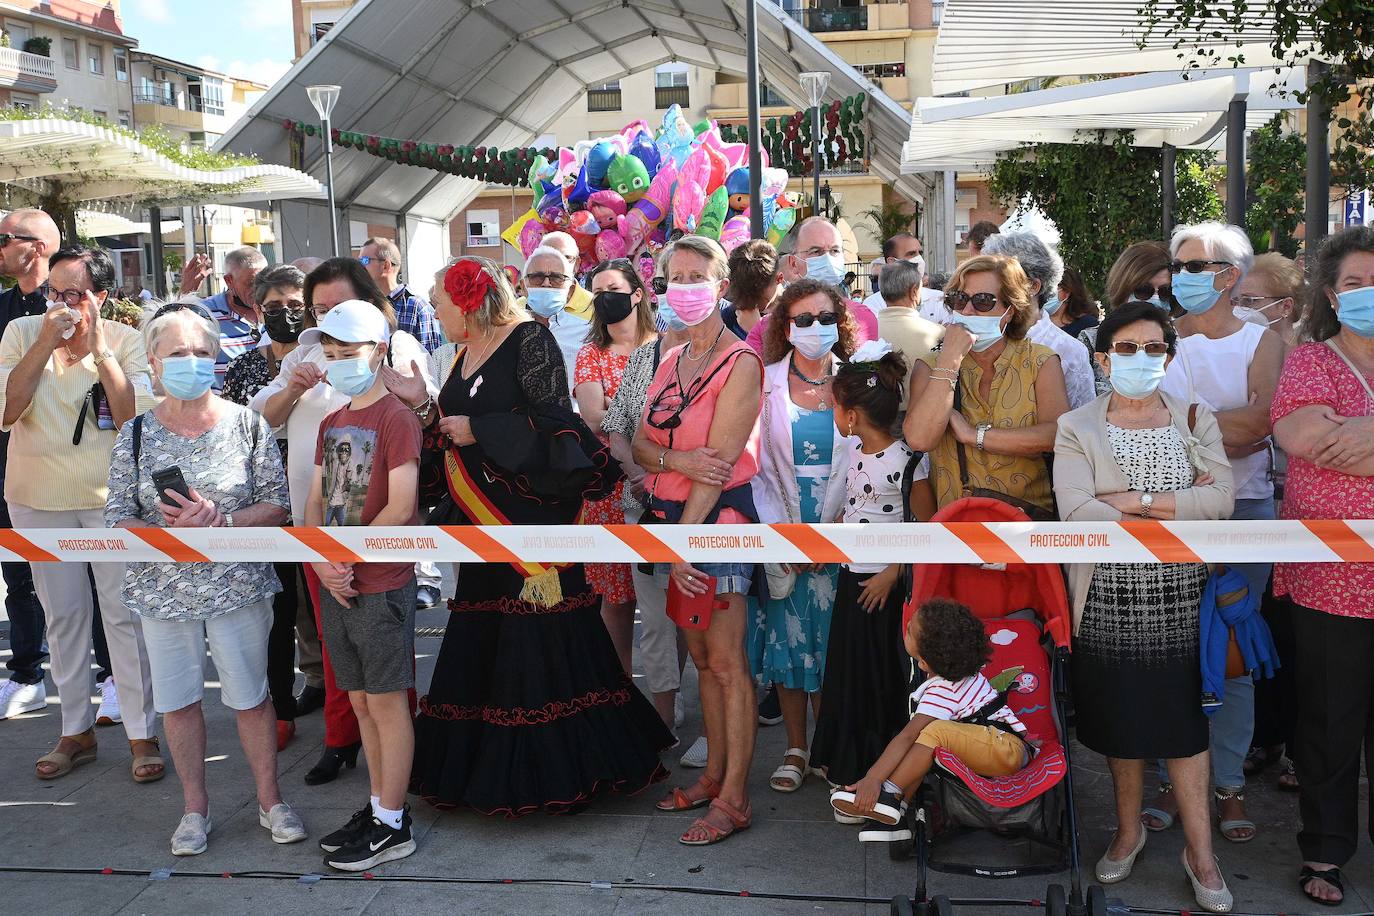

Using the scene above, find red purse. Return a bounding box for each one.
[667,576,726,630]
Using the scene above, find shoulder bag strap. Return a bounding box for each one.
[1188,402,1199,434]
[952,378,972,491]
[1325,339,1374,413]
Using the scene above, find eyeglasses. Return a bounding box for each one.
[262,300,306,316]
[1233,294,1287,310]
[790,311,838,328]
[357,255,393,268]
[0,232,40,247]
[1109,340,1170,357]
[46,288,96,307]
[1132,282,1174,303]
[1170,259,1233,274]
[310,305,333,321]
[152,301,214,322]
[945,290,1003,312]
[525,272,570,288]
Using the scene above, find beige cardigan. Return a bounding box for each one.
[1053,391,1235,634]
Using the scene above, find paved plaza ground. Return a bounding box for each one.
[2,593,1371,915]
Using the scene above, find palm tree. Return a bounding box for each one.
[858,199,918,242]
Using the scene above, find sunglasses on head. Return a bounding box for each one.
[1109,340,1170,357]
[652,277,668,296]
[945,290,1002,312]
[1133,282,1174,302]
[0,232,40,247]
[1170,259,1233,274]
[152,301,215,322]
[790,311,838,328]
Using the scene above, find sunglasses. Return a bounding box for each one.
[1170,259,1233,274]
[0,232,40,247]
[1133,282,1174,302]
[525,271,570,288]
[1109,341,1170,357]
[357,255,394,267]
[790,311,838,328]
[945,290,1002,312]
[262,301,306,316]
[646,388,685,430]
[652,277,668,296]
[152,301,215,322]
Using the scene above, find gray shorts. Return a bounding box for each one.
[319,577,417,694]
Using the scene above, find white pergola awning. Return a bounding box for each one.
[0,119,325,208]
[930,0,1313,96]
[216,0,931,225]
[902,68,1304,173]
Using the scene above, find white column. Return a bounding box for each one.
[403,215,449,291]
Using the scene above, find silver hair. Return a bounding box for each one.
[143,296,221,360]
[1170,221,1254,281]
[252,264,305,305]
[878,259,923,306]
[538,232,579,273]
[983,231,1063,306]
[223,246,268,274]
[525,246,573,278]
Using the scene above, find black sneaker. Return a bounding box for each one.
[830,787,905,825]
[324,813,416,871]
[319,805,373,853]
[859,821,915,843]
[757,686,783,726]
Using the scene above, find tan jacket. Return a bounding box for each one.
[1053,390,1235,633]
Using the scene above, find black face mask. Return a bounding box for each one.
[593,290,636,326]
[263,308,304,344]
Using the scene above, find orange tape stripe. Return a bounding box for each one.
[770,524,850,564]
[1120,520,1201,563]
[438,526,524,565]
[945,522,1022,565]
[1302,519,1374,563]
[285,527,364,564]
[0,529,59,562]
[128,527,211,564]
[606,524,683,564]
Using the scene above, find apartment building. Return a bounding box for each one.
[0,0,135,120]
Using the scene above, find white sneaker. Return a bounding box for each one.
[0,680,46,720]
[679,735,708,768]
[171,812,212,856]
[259,803,307,844]
[96,678,121,726]
[834,809,864,825]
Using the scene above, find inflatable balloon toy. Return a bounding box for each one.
[568,209,601,237]
[655,104,696,167]
[628,129,660,178]
[725,167,750,215]
[587,190,628,232]
[595,228,628,262]
[701,136,729,195]
[518,217,549,258]
[527,154,556,207]
[618,157,677,253]
[585,140,618,190]
[697,187,729,241]
[766,205,797,248]
[563,163,593,210]
[719,214,751,254]
[607,153,650,203]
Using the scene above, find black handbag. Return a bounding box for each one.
[952,380,1057,522]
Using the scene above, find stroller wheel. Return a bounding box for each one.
[931,895,954,916]
[1086,885,1108,916]
[1044,883,1067,916]
[889,894,914,916]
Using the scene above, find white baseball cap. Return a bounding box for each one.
[299,299,391,347]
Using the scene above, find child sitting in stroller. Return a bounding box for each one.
[832,598,1035,826]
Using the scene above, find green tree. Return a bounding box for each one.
[988,132,1222,291]
[1244,114,1306,256]
[858,199,918,242]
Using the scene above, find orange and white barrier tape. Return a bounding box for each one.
[1,520,1372,565]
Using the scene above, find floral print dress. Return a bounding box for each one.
[750,405,838,693]
[574,343,635,604]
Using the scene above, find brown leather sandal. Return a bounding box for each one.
[35,729,97,780]
[656,774,721,812]
[680,797,752,846]
[130,737,165,783]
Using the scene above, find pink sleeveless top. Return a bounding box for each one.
[641,338,762,520]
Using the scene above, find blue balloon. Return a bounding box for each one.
[630,130,661,178]
[586,141,617,189]
[566,164,593,209]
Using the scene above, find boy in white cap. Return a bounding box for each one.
[301,300,422,870]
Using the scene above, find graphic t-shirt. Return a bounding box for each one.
[315,393,422,593]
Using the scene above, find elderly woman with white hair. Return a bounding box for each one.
[984,231,1097,410]
[105,301,305,857]
[1139,221,1285,846]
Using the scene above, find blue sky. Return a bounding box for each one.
[121,0,296,86]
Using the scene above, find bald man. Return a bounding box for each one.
[290,256,325,275]
[0,208,60,718]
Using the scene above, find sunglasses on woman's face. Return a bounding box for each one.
[1133,282,1173,302]
[1170,259,1233,274]
[945,290,1002,312]
[789,311,838,328]
[1109,340,1170,357]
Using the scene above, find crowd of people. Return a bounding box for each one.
[0,201,1371,910]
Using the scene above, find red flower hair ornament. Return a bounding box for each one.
[444,260,496,315]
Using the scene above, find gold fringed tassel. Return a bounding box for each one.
[519,567,563,608]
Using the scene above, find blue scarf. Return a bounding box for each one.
[1199,565,1279,715]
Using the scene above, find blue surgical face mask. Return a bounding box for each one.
[656,299,688,332]
[1042,296,1062,317]
[525,286,568,318]
[1171,268,1228,314]
[1107,350,1168,400]
[159,355,216,401]
[325,349,379,397]
[789,322,839,360]
[1337,286,1374,338]
[949,311,1005,351]
[805,252,846,287]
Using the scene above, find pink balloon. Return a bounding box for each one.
[595,229,628,261]
[719,214,751,254]
[519,219,548,258]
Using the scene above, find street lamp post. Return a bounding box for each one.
[307,84,342,257]
[800,71,830,218]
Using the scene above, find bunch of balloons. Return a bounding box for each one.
[506,105,798,272]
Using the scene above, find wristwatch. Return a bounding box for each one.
[224,512,235,528]
[92,349,115,367]
[1139,493,1154,517]
[975,423,992,451]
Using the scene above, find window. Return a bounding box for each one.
[11,92,38,111]
[858,62,906,79]
[118,109,131,128]
[466,209,500,248]
[654,63,689,88]
[201,77,225,116]
[6,23,31,47]
[93,109,107,121]
[312,22,334,44]
[587,80,621,112]
[114,47,127,81]
[62,37,77,70]
[87,41,103,74]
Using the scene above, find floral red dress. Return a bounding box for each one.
[575,343,635,603]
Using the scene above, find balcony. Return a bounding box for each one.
[791,6,867,32]
[0,47,58,94]
[655,85,690,109]
[134,89,226,131]
[587,87,622,112]
[708,82,795,113]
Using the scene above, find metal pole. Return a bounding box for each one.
[1305,61,1331,252]
[1161,142,1176,240]
[812,103,821,217]
[149,205,167,299]
[323,116,340,257]
[744,0,764,239]
[942,170,956,273]
[1226,98,1247,226]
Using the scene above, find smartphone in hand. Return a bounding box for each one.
[151,466,192,506]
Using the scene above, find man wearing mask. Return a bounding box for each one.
[0,209,60,719]
[863,232,926,316]
[358,237,442,353]
[745,217,877,354]
[522,231,595,390]
[203,247,268,390]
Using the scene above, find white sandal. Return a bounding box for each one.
[769,747,810,793]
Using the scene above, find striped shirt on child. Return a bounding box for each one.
[910,673,1026,734]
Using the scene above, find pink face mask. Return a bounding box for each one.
[664,281,718,326]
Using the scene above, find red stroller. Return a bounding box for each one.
[888,498,1105,916]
